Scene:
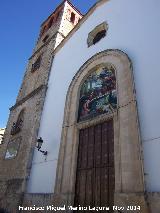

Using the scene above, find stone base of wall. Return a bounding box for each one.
[22,194,67,213]
[147,192,160,213]
[2,192,160,212]
[22,192,150,213]
[114,192,149,213]
[0,178,25,213]
[0,193,23,213]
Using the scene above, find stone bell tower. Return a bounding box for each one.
[0,0,82,211]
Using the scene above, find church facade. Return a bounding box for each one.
[0,0,160,212]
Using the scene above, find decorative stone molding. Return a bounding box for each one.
[147,192,160,213]
[10,84,47,111]
[29,33,57,60]
[54,49,148,211]
[76,111,116,130]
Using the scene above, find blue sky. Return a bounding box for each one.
[0,0,97,127]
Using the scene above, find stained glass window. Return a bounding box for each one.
[78,66,117,121]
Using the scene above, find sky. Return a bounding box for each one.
[0,0,97,127]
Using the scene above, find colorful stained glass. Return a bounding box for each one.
[78,66,117,121]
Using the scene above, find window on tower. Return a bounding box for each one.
[56,12,60,21]
[48,17,54,29]
[11,109,25,135]
[70,12,75,24]
[42,35,49,43]
[31,55,42,72]
[41,25,47,37]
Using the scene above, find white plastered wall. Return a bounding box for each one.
[27,0,160,193]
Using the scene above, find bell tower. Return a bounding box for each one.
[17,0,83,103]
[0,0,82,211]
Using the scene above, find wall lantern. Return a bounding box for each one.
[36,137,48,156]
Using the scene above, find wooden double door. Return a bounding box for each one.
[74,120,115,211]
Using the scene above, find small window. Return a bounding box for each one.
[93,30,106,45]
[11,110,25,135]
[40,25,46,37]
[87,22,108,47]
[56,12,60,21]
[48,17,54,28]
[42,35,49,43]
[70,12,75,24]
[31,55,42,73]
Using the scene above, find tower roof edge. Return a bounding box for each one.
[65,0,84,16]
[41,0,83,27]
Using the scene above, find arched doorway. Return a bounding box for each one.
[74,64,117,209]
[75,120,114,210]
[55,50,147,212]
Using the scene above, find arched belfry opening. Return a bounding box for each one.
[55,50,146,210]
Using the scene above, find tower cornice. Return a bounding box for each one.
[41,0,83,27]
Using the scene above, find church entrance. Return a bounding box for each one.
[74,119,115,211]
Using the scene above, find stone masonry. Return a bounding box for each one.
[0,1,82,212]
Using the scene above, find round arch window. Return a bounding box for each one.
[78,65,117,122]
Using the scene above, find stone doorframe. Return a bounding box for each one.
[54,49,148,212]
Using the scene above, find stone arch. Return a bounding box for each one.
[55,49,148,211]
[17,109,25,122]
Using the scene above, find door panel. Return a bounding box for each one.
[94,168,101,206]
[85,169,93,206]
[94,124,102,168]
[75,120,114,211]
[101,167,109,207]
[109,167,115,208]
[101,122,109,167]
[81,128,88,169]
[87,126,94,169]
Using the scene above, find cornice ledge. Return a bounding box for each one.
[10,84,47,111]
[28,33,58,60]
